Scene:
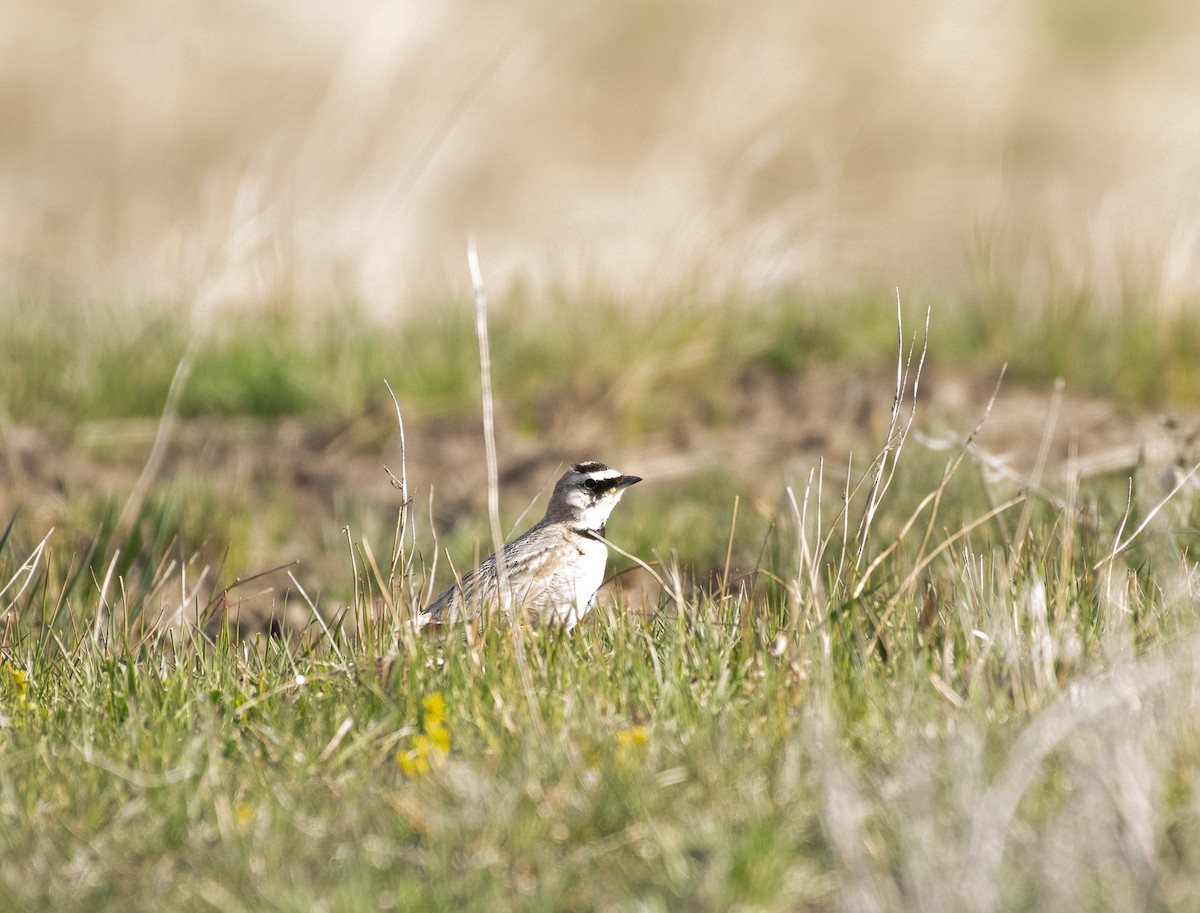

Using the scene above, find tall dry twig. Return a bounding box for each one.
[466,238,544,736]
[467,237,509,612]
[116,337,199,534]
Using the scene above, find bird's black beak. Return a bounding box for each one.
[615,474,642,489]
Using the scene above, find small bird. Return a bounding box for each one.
[419,461,642,631]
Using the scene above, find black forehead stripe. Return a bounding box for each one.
[572,461,610,473]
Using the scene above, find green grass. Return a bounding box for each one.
[4,280,1200,910]
[3,281,1200,435]
[4,405,1200,912]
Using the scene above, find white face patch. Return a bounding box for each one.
[551,466,636,532]
[565,484,627,530]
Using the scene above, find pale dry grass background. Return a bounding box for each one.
[4,0,1200,316]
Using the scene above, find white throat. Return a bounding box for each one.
[570,495,623,533]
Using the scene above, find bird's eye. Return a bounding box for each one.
[583,478,599,492]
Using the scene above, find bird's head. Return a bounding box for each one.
[545,461,642,533]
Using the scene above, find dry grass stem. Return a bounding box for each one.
[467,237,509,615]
[115,339,198,535]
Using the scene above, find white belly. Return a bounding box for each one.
[560,536,608,630]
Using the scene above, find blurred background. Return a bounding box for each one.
[4,0,1200,317]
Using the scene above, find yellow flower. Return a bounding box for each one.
[616,725,648,748]
[421,693,446,725]
[398,748,430,777]
[4,665,33,715]
[6,666,29,700]
[398,693,452,778]
[235,803,254,827]
[426,719,451,753]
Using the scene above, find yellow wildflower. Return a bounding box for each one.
[398,693,452,778]
[4,665,34,715]
[397,748,431,777]
[422,692,446,724]
[616,725,649,748]
[6,666,29,700]
[426,720,451,753]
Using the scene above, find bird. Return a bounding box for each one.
[418,461,642,631]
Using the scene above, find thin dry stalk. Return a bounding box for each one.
[0,528,53,618]
[809,451,857,608]
[880,493,1026,622]
[785,459,829,630]
[288,570,347,669]
[424,487,440,607]
[1101,478,1136,608]
[382,379,413,578]
[153,562,211,646]
[92,550,120,642]
[508,466,559,540]
[116,338,198,534]
[720,496,740,598]
[785,483,811,608]
[1096,460,1200,571]
[358,538,392,620]
[200,560,300,631]
[851,365,1007,601]
[467,237,509,614]
[922,432,1068,509]
[467,238,544,736]
[803,311,929,609]
[854,298,929,567]
[343,525,361,630]
[598,534,686,606]
[1055,436,1081,626]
